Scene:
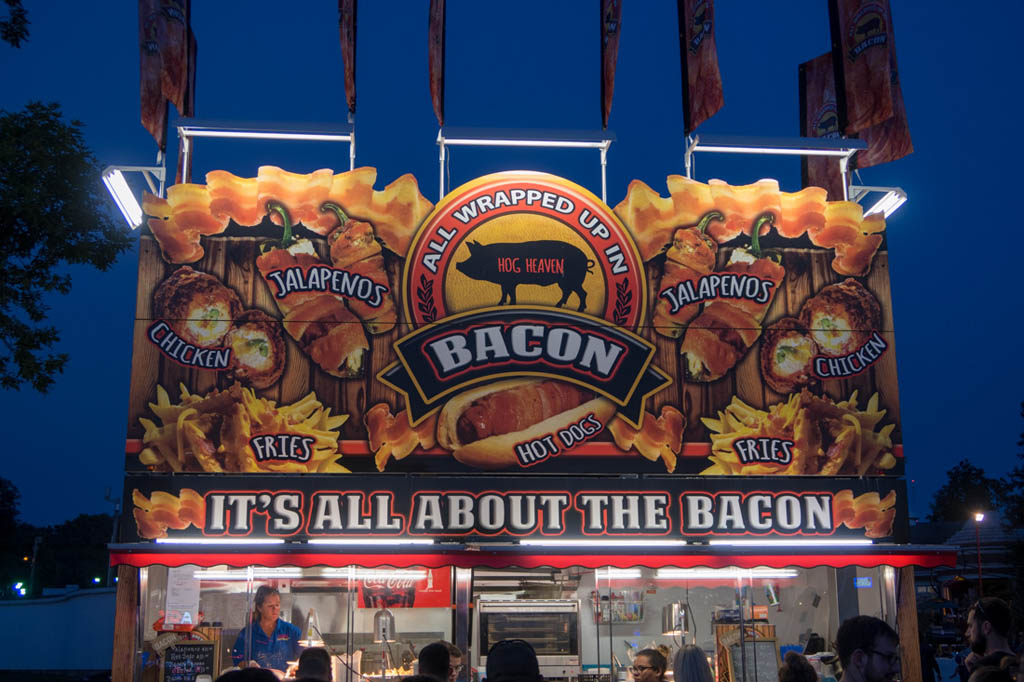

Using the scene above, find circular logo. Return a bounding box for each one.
[403,171,646,329]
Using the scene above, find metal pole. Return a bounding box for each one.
[28,536,41,597]
[439,135,447,201]
[600,145,608,204]
[350,130,356,171]
[975,520,984,596]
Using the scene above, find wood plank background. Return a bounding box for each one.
[126,236,900,462]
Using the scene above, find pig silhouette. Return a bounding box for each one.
[455,240,595,311]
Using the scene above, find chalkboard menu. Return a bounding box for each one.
[727,639,780,682]
[161,640,220,682]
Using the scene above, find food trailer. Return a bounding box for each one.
[107,123,953,682]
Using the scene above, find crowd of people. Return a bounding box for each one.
[211,597,1023,682]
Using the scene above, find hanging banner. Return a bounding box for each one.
[428,0,445,126]
[799,53,844,199]
[856,26,912,169]
[139,0,168,149]
[601,0,622,129]
[130,169,901,482]
[122,474,908,543]
[339,0,357,115]
[678,0,724,135]
[829,0,896,135]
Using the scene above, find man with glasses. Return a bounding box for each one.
[440,641,464,682]
[836,616,901,682]
[966,598,1015,669]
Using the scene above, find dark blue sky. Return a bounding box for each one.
[1,1,1019,525]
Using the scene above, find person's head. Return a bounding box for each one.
[673,645,713,682]
[216,670,280,682]
[967,666,1013,682]
[835,615,900,682]
[967,598,1012,655]
[440,640,464,682]
[296,647,332,681]
[252,585,281,624]
[779,651,818,682]
[632,648,668,682]
[486,639,542,682]
[419,642,451,682]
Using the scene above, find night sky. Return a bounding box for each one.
[1,1,1019,526]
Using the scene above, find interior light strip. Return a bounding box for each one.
[307,538,435,546]
[708,539,873,547]
[656,568,799,579]
[154,538,286,545]
[520,539,689,548]
[596,568,643,579]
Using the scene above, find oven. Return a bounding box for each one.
[476,599,580,680]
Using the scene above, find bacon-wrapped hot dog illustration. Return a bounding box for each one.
[256,201,368,378]
[437,378,615,470]
[321,201,396,334]
[653,211,722,338]
[680,214,785,382]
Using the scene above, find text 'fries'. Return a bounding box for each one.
[138,383,350,473]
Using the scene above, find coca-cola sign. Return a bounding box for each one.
[359,568,450,608]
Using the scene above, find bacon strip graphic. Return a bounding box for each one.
[142,166,434,263]
[365,403,438,471]
[608,405,685,472]
[613,177,885,277]
[132,488,205,539]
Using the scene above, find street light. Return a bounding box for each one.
[973,511,985,596]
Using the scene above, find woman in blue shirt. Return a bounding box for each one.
[232,585,303,673]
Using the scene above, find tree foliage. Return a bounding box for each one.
[0,102,133,392]
[926,458,1005,522]
[1003,401,1024,527]
[0,0,28,47]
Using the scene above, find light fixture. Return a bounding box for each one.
[707,538,873,547]
[519,539,688,548]
[155,537,286,545]
[102,168,143,228]
[300,607,324,647]
[193,568,303,580]
[307,538,435,546]
[849,185,908,219]
[373,600,397,643]
[974,512,985,522]
[655,568,799,579]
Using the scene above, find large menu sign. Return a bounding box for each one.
[122,167,905,543]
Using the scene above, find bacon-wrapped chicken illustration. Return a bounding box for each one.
[256,201,368,378]
[800,278,882,357]
[224,310,286,389]
[153,266,243,348]
[760,317,818,394]
[653,211,722,338]
[680,214,785,381]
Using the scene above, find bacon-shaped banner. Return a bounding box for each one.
[678,0,724,134]
[613,176,882,276]
[600,0,622,128]
[799,53,845,198]
[338,0,357,114]
[142,166,434,263]
[378,307,671,427]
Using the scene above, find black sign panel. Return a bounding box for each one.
[123,474,908,544]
